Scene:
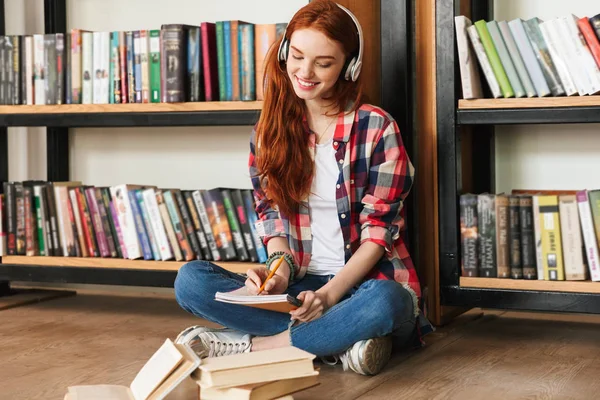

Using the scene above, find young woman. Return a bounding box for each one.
[173,0,431,376]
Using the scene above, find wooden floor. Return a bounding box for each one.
[2,289,600,400]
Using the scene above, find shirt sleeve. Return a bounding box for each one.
[359,118,414,255]
[248,128,287,245]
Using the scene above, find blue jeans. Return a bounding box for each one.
[174,260,418,357]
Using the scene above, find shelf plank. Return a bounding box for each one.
[0,101,263,114]
[0,102,262,127]
[460,277,600,294]
[1,256,255,274]
[458,96,600,109]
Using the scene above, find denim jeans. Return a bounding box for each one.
[174,260,418,357]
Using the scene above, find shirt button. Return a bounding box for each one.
[346,244,351,249]
[338,159,343,164]
[336,184,341,189]
[341,213,346,219]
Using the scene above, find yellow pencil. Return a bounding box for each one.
[258,256,285,294]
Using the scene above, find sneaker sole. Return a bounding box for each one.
[358,336,393,375]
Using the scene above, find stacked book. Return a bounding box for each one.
[455,13,600,99]
[64,339,319,400]
[0,21,286,106]
[0,180,268,263]
[460,190,600,282]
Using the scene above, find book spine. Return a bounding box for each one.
[110,184,141,259]
[65,33,71,104]
[508,195,522,279]
[161,25,186,102]
[216,21,227,101]
[45,184,62,256]
[3,182,15,255]
[81,31,93,104]
[5,36,13,105]
[201,23,219,101]
[110,31,122,104]
[203,189,236,261]
[518,195,537,279]
[242,189,268,263]
[33,34,46,105]
[187,26,201,102]
[44,34,56,104]
[538,20,578,96]
[192,190,221,261]
[118,31,128,103]
[240,23,256,101]
[577,191,600,281]
[538,195,564,281]
[0,194,5,256]
[23,187,38,256]
[126,31,135,104]
[163,190,194,261]
[508,18,551,97]
[229,21,240,101]
[134,189,161,260]
[578,17,600,69]
[133,30,142,103]
[24,36,33,104]
[477,194,497,277]
[142,188,173,261]
[559,194,587,280]
[149,30,161,103]
[128,189,153,260]
[85,187,110,257]
[174,190,203,259]
[33,185,47,256]
[140,30,149,103]
[108,198,127,259]
[77,187,99,257]
[183,191,211,261]
[71,29,82,103]
[12,36,20,105]
[474,20,514,98]
[221,189,248,261]
[495,195,510,278]
[466,25,501,98]
[56,33,64,104]
[232,188,258,262]
[156,190,182,261]
[98,187,119,258]
[460,193,479,277]
[14,182,25,255]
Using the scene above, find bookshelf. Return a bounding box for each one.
[0,0,415,293]
[431,0,600,319]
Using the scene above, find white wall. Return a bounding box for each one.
[6,0,308,191]
[494,0,600,193]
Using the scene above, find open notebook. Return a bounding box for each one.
[215,287,303,313]
[64,338,200,400]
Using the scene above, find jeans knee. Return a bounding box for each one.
[361,280,414,334]
[174,260,212,308]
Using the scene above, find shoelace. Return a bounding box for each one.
[319,353,352,372]
[208,339,249,357]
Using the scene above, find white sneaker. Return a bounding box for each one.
[323,336,393,376]
[174,326,252,358]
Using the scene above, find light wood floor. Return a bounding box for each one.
[2,288,600,400]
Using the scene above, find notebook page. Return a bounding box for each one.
[130,339,183,400]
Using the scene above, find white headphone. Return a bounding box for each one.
[277,3,364,82]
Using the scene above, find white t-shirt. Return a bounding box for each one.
[307,139,346,275]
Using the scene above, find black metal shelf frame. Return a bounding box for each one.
[0,0,416,290]
[437,0,600,314]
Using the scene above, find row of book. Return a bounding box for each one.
[455,13,600,99]
[460,190,600,282]
[0,181,269,264]
[0,21,286,106]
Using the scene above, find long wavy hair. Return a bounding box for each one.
[254,0,364,217]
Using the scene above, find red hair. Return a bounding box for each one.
[254,0,364,217]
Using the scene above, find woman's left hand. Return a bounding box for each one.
[289,290,332,323]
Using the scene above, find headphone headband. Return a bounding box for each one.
[277,2,364,82]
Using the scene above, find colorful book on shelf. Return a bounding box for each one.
[474,19,515,98]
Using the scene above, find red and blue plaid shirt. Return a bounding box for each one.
[249,103,422,310]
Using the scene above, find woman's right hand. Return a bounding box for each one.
[245,264,290,295]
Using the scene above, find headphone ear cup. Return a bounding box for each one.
[344,57,357,81]
[278,39,289,62]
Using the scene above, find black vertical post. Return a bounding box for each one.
[469,0,495,194]
[0,0,7,192]
[436,0,460,289]
[0,0,10,296]
[44,0,69,182]
[380,0,417,260]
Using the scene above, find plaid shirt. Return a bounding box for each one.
[249,103,422,307]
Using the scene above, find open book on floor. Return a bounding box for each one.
[64,338,200,400]
[215,287,303,313]
[198,373,320,400]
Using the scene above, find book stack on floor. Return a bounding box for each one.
[459,189,600,282]
[64,340,319,400]
[0,180,268,263]
[0,21,286,105]
[194,346,320,400]
[454,12,600,99]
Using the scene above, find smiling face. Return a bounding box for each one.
[285,28,346,105]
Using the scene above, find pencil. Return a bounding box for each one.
[258,256,285,294]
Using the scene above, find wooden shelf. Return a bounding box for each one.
[458,96,600,110]
[0,101,263,114]
[0,101,263,127]
[1,256,255,275]
[460,277,600,294]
